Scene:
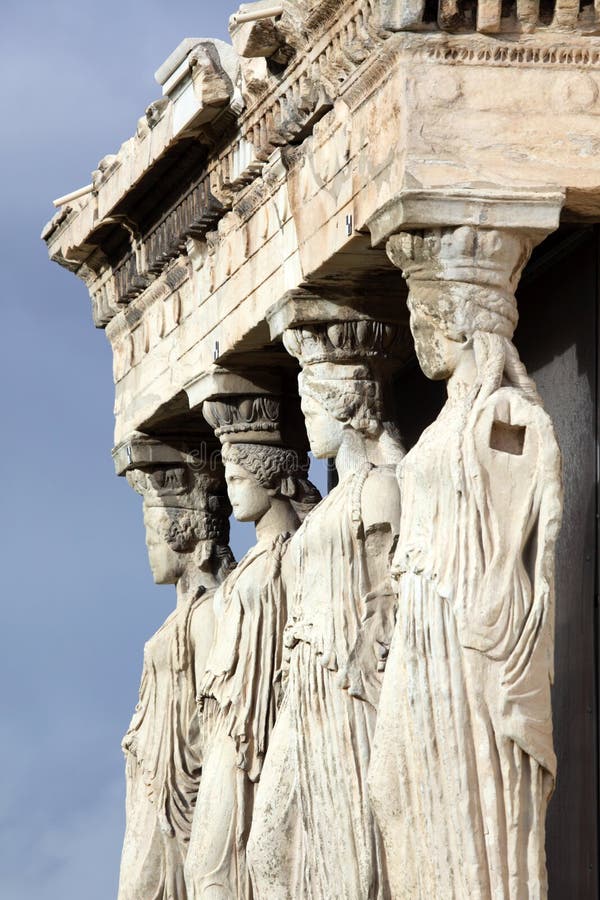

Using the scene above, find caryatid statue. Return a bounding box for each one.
[116,435,235,900]
[369,226,563,899]
[184,395,321,900]
[247,321,406,900]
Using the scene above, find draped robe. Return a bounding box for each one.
[119,591,212,900]
[248,466,399,900]
[185,536,288,900]
[369,387,563,899]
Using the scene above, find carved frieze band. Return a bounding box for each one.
[210,0,385,201]
[106,28,600,318]
[405,33,600,68]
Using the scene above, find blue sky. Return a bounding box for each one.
[0,3,326,896]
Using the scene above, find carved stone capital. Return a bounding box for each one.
[387,226,530,288]
[375,187,565,339]
[188,367,308,452]
[368,185,564,248]
[266,285,410,343]
[203,395,284,445]
[113,432,231,541]
[283,319,409,369]
[386,225,534,339]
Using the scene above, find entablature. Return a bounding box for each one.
[44,0,600,443]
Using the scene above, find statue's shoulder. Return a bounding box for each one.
[478,387,558,445]
[479,385,546,418]
[474,388,561,484]
[189,587,217,640]
[361,465,401,533]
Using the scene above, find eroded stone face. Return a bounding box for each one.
[408,305,464,381]
[299,392,345,458]
[142,505,187,584]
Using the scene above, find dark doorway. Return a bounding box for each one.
[518,227,598,900]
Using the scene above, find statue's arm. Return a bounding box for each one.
[463,390,561,657]
[341,468,401,703]
[361,466,401,586]
[280,534,296,603]
[189,598,216,695]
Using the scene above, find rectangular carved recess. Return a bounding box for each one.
[490,420,526,455]
[107,140,225,305]
[384,0,600,32]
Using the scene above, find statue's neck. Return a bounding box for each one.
[447,346,478,400]
[335,429,385,478]
[176,567,218,609]
[255,497,299,544]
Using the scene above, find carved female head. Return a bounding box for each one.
[221,442,320,523]
[283,320,406,464]
[299,392,344,458]
[407,301,465,381]
[405,277,521,382]
[387,226,539,402]
[203,394,321,522]
[297,365,384,458]
[128,464,233,586]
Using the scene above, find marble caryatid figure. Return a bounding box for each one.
[118,440,234,900]
[369,227,563,899]
[247,321,405,899]
[184,395,320,900]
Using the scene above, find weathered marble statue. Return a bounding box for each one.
[248,321,404,899]
[370,227,563,899]
[118,443,234,900]
[185,396,320,900]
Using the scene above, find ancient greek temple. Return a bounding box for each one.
[44,1,600,897]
